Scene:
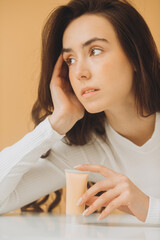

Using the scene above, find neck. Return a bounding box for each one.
[104,107,156,146]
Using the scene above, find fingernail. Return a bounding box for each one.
[77,197,82,206]
[82,208,89,216]
[74,165,82,169]
[98,214,103,221]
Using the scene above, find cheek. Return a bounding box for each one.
[68,71,79,94]
[102,53,133,87]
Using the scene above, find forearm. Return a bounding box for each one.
[0,117,64,206]
[0,158,66,215]
[145,196,160,224]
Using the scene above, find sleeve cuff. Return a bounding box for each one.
[145,196,160,224]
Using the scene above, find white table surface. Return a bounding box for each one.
[0,212,160,240]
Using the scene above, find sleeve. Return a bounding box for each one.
[145,196,160,224]
[0,117,66,215]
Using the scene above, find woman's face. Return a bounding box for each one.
[62,14,135,114]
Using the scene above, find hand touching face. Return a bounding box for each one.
[48,54,85,134]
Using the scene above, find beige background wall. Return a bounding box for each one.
[0,0,160,150]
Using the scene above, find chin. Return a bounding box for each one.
[85,105,105,114]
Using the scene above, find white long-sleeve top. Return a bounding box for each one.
[1,113,160,224]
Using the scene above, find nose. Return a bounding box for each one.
[75,60,91,81]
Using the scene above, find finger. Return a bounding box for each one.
[50,54,65,88]
[75,164,117,178]
[98,194,125,220]
[52,54,64,79]
[60,60,69,79]
[78,178,119,206]
[83,188,120,217]
[85,196,98,206]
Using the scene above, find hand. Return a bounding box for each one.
[48,54,85,134]
[75,164,149,222]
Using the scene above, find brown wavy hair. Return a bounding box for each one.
[21,0,160,212]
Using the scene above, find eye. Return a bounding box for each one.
[65,57,75,66]
[90,48,102,56]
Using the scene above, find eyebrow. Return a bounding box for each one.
[62,37,108,54]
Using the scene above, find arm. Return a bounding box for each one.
[0,117,65,214]
[0,53,85,214]
[145,196,160,224]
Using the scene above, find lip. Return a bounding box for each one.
[81,87,99,96]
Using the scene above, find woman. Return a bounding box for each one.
[0,0,160,223]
